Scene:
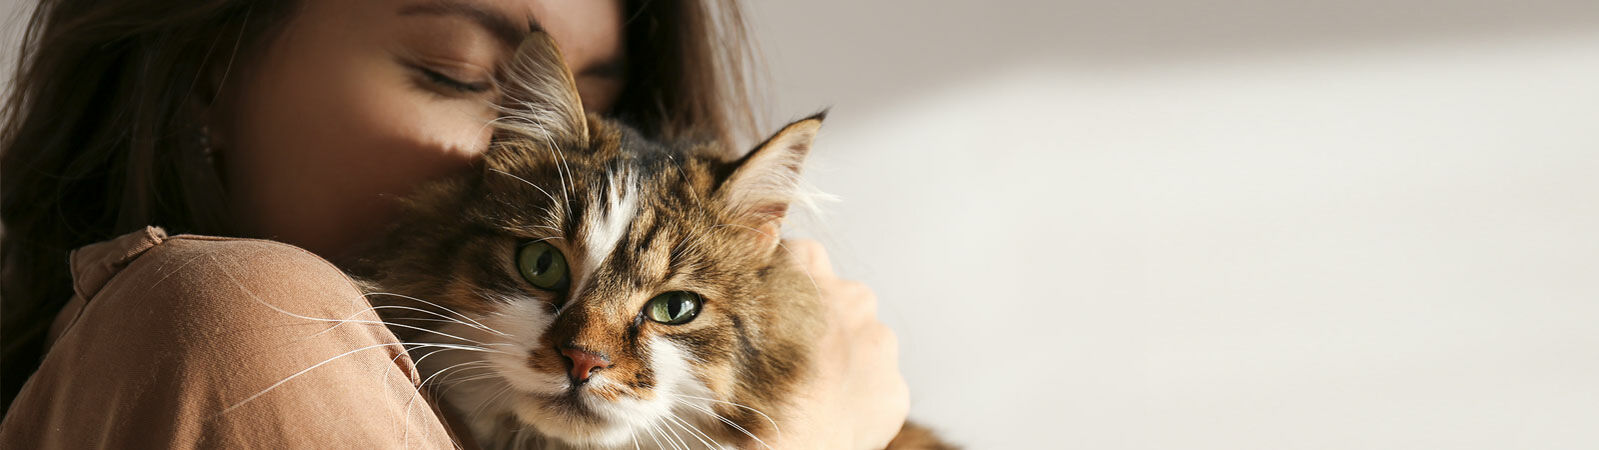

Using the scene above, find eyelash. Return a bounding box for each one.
[417,67,491,94]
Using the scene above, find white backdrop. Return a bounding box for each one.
[6,0,1599,448]
[750,0,1599,448]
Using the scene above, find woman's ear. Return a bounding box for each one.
[494,31,590,147]
[716,112,826,250]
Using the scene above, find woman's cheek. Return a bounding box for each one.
[321,91,492,258]
[225,51,492,261]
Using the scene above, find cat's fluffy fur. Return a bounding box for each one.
[354,32,950,449]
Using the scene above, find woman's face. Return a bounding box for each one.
[219,0,624,260]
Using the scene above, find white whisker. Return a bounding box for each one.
[471,382,515,420]
[365,292,510,336]
[368,304,508,334]
[661,416,692,450]
[666,393,781,441]
[405,359,487,448]
[670,398,773,450]
[219,342,502,416]
[664,412,719,450]
[298,314,502,349]
[643,420,669,450]
[650,419,685,450]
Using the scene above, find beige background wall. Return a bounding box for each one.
[748,1,1599,448]
[0,1,25,98]
[6,0,1599,448]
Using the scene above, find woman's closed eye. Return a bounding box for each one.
[407,62,492,96]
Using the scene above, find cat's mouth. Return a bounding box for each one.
[507,388,641,447]
[524,374,635,418]
[537,389,603,417]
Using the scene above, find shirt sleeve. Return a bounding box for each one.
[1,233,463,448]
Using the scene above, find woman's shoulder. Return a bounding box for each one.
[51,227,369,345]
[71,227,353,297]
[17,228,440,448]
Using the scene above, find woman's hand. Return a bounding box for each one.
[769,240,910,449]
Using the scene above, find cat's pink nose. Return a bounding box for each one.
[560,346,611,383]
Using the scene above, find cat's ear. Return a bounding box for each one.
[494,31,589,147]
[717,112,825,250]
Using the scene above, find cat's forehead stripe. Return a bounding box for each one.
[579,168,639,292]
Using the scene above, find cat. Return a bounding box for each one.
[354,31,952,449]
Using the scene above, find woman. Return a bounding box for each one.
[0,0,908,447]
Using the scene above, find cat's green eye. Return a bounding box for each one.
[644,292,702,325]
[517,241,569,291]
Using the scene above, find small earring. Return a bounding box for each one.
[198,125,216,161]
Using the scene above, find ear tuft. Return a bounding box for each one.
[492,32,589,147]
[717,115,826,248]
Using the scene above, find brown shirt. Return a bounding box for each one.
[1,227,461,448]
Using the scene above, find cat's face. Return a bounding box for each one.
[360,33,825,448]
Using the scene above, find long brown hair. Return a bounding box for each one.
[0,0,764,412]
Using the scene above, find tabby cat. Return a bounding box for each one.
[355,32,950,449]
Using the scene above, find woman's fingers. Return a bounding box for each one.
[836,280,879,319]
[772,240,910,449]
[785,239,836,278]
[854,319,910,448]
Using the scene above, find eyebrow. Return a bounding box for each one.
[398,0,530,48]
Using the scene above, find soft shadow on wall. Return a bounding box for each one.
[754,0,1599,116]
